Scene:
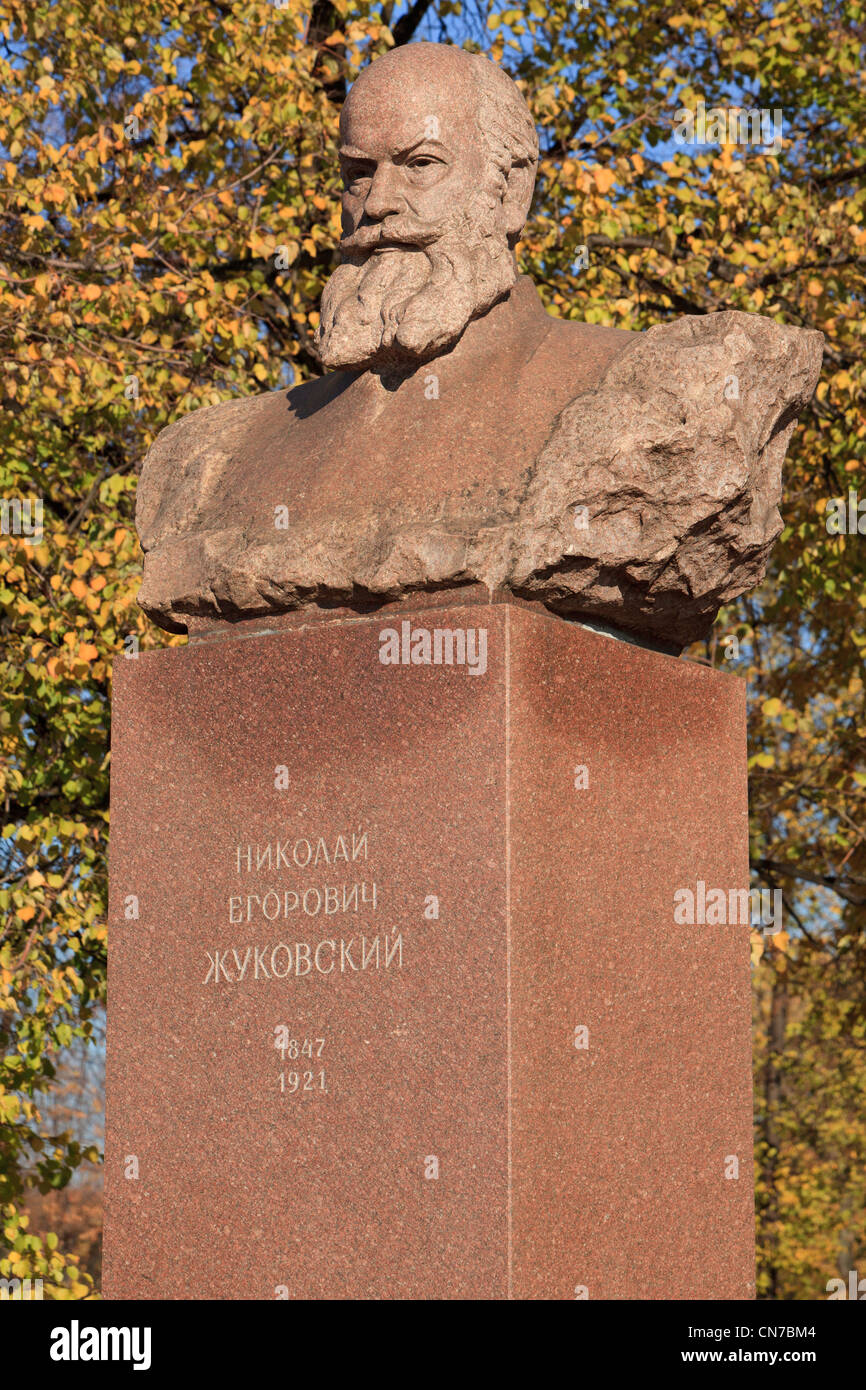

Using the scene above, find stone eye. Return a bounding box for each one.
[344,166,373,193]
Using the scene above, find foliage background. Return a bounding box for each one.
[0,0,863,1298]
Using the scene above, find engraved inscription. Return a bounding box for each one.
[280,1070,327,1095]
[199,824,405,988]
[203,933,403,985]
[274,1028,329,1097]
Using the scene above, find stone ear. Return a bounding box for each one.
[501,158,536,240]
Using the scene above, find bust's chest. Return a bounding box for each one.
[205,337,606,538]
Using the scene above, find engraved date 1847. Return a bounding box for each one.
[273,1026,328,1097]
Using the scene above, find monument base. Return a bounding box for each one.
[105,594,754,1299]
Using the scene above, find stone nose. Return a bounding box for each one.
[363,163,406,221]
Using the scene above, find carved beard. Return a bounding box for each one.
[315,190,517,372]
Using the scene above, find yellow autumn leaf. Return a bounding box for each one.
[592,166,616,195]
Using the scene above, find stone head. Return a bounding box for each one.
[315,43,538,372]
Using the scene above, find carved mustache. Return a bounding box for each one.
[340,216,448,252]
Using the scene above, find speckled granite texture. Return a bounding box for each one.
[105,595,754,1299]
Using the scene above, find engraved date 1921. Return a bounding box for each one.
[279,1069,327,1095]
[273,1027,328,1097]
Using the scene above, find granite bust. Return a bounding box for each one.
[135,42,823,648]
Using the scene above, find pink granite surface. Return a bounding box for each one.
[508,610,754,1299]
[104,596,754,1299]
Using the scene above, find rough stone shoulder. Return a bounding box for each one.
[135,391,281,550]
[609,309,823,407]
[523,308,823,527]
[507,309,824,646]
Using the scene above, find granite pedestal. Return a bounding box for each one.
[104,593,755,1299]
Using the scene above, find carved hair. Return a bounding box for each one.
[468,52,539,187]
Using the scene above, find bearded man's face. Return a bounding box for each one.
[315,57,518,373]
